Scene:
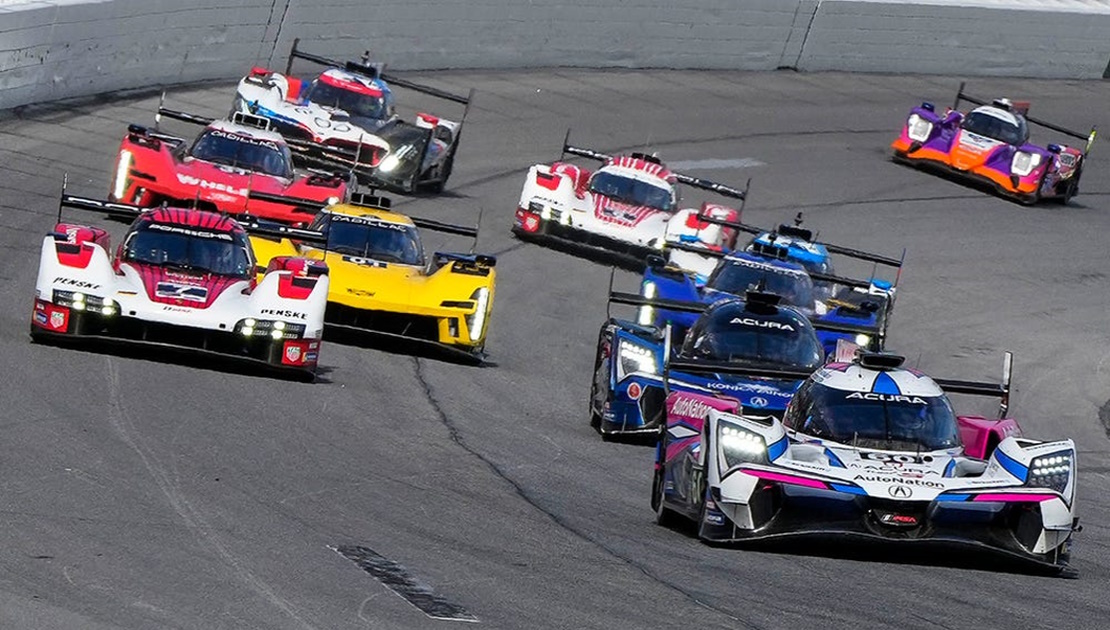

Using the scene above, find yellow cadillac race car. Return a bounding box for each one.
[244,192,495,360]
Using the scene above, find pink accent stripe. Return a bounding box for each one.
[747,470,827,490]
[972,493,1055,503]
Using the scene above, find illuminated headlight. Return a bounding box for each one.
[719,421,768,470]
[815,301,828,316]
[637,281,656,326]
[73,292,86,303]
[1011,151,1043,177]
[465,287,490,342]
[235,318,306,339]
[618,339,659,379]
[907,114,933,142]
[101,299,118,316]
[326,196,340,205]
[1027,450,1073,493]
[854,333,871,347]
[378,153,402,173]
[113,150,133,199]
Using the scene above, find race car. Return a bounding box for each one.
[667,211,904,300]
[511,137,749,270]
[652,351,1080,575]
[589,287,876,438]
[644,239,898,357]
[109,105,350,226]
[31,193,329,380]
[232,38,473,193]
[892,82,1096,204]
[245,191,495,361]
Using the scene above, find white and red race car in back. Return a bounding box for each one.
[31,193,330,380]
[512,139,749,270]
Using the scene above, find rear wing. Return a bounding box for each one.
[954,82,1096,154]
[691,211,905,271]
[246,191,479,239]
[561,133,748,202]
[284,38,473,106]
[57,193,327,244]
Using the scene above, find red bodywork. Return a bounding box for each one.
[110,126,348,226]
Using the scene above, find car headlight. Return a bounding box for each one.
[637,281,656,326]
[113,149,133,200]
[1027,450,1073,493]
[378,153,402,173]
[854,333,871,347]
[465,287,490,342]
[618,338,658,379]
[1011,151,1043,177]
[907,114,933,143]
[235,318,306,339]
[53,290,116,315]
[719,421,768,471]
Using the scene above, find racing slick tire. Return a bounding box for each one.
[652,465,682,528]
[1062,163,1083,204]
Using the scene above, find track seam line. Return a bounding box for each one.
[411,358,761,629]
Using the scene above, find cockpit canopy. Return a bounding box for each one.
[301,72,395,121]
[961,108,1029,146]
[707,255,816,310]
[122,218,253,278]
[680,300,824,369]
[307,212,424,266]
[190,127,293,179]
[588,170,675,212]
[785,378,961,451]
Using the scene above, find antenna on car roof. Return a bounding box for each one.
[57,173,68,223]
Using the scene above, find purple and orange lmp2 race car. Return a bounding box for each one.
[892,83,1095,205]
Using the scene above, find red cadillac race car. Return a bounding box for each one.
[109,106,350,226]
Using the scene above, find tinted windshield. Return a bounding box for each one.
[122,223,251,277]
[303,80,391,120]
[960,111,1028,146]
[310,213,423,266]
[588,172,674,212]
[792,383,960,451]
[190,129,292,178]
[682,312,824,368]
[708,258,815,309]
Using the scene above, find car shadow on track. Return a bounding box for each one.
[29,334,328,383]
[324,326,492,367]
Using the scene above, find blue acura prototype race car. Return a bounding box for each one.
[589,288,878,438]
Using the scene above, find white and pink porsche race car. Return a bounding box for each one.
[31,194,330,380]
[511,139,749,270]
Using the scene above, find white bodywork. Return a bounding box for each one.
[516,160,738,272]
[33,233,327,348]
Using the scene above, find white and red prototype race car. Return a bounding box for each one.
[512,139,749,270]
[232,39,473,194]
[31,194,330,380]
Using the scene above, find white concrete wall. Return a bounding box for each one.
[1,0,1108,111]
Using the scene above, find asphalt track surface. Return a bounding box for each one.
[1,70,1109,630]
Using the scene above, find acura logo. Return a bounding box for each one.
[888,485,912,499]
[749,396,769,408]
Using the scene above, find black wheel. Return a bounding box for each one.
[652,465,682,528]
[1063,164,1083,204]
[588,327,610,431]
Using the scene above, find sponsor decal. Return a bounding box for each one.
[174,173,249,198]
[854,474,943,489]
[860,452,932,464]
[729,317,794,331]
[53,277,101,289]
[627,381,643,401]
[845,392,927,404]
[728,256,805,276]
[33,311,48,325]
[208,128,280,151]
[888,485,912,498]
[149,222,235,241]
[748,396,769,408]
[260,308,307,320]
[703,511,725,525]
[285,345,302,364]
[331,214,408,231]
[849,464,941,476]
[879,513,919,526]
[705,381,786,395]
[155,283,208,302]
[50,311,66,330]
[161,305,191,312]
[341,256,388,268]
[347,288,376,297]
[670,396,715,419]
[305,352,318,362]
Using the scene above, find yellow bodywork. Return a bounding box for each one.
[250,203,496,352]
